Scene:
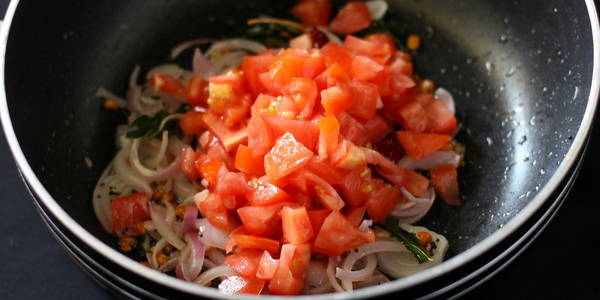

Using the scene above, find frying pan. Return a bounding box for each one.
[0,0,598,298]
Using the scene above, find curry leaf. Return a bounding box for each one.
[379,216,432,263]
[126,110,181,139]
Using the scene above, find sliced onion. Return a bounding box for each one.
[159,255,180,272]
[130,137,181,182]
[192,48,215,79]
[169,38,214,60]
[366,0,388,20]
[205,39,267,57]
[377,224,449,278]
[354,271,390,288]
[327,257,345,292]
[92,161,121,232]
[125,65,144,115]
[113,144,153,195]
[434,87,455,114]
[115,125,129,149]
[150,238,169,269]
[397,150,460,170]
[358,219,373,232]
[197,218,229,250]
[210,51,247,75]
[337,254,377,291]
[193,265,235,286]
[317,26,343,45]
[173,173,199,203]
[146,131,169,168]
[96,87,126,107]
[176,232,205,281]
[206,248,226,265]
[149,203,186,250]
[182,203,198,234]
[146,63,185,80]
[391,188,436,224]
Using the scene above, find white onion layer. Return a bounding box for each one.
[434,87,455,114]
[149,203,186,250]
[366,0,388,20]
[397,150,460,170]
[193,265,235,286]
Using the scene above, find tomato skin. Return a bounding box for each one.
[347,80,379,121]
[187,75,208,107]
[346,206,366,226]
[196,193,240,232]
[111,192,151,235]
[363,114,392,143]
[218,276,265,295]
[399,101,429,133]
[235,144,265,176]
[242,52,275,97]
[344,35,389,61]
[351,55,384,81]
[366,184,401,223]
[404,169,430,197]
[194,157,223,187]
[268,243,311,295]
[320,42,353,71]
[229,232,281,255]
[431,165,461,206]
[247,112,274,157]
[237,202,294,237]
[423,97,458,134]
[316,115,340,160]
[148,73,186,100]
[337,112,369,146]
[330,1,372,34]
[305,156,344,185]
[396,130,452,160]
[291,0,332,27]
[256,250,279,280]
[264,132,314,180]
[365,33,398,56]
[179,110,206,136]
[214,170,251,198]
[321,85,353,116]
[262,114,319,150]
[180,147,200,181]
[281,206,315,244]
[303,170,345,211]
[307,209,331,233]
[225,249,263,277]
[339,167,371,207]
[247,179,293,206]
[313,211,374,256]
[202,111,248,152]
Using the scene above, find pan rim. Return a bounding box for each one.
[1,1,598,299]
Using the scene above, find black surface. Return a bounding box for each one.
[0,1,599,300]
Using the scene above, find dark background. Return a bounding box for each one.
[1,1,599,299]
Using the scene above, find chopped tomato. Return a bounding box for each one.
[313,211,374,256]
[431,165,461,206]
[237,202,293,237]
[268,243,311,295]
[346,206,366,226]
[283,77,318,120]
[264,132,314,180]
[242,52,275,97]
[339,167,371,207]
[247,179,293,206]
[262,114,319,150]
[229,232,281,255]
[398,101,429,132]
[303,170,345,211]
[307,209,331,233]
[351,55,384,81]
[148,73,186,100]
[235,144,265,176]
[194,157,223,187]
[180,147,199,181]
[316,115,340,160]
[111,192,151,235]
[363,114,392,142]
[218,276,265,295]
[337,113,369,146]
[317,63,351,89]
[179,110,206,136]
[256,251,279,280]
[423,97,458,134]
[344,35,391,62]
[396,131,452,160]
[291,0,331,27]
[247,112,274,157]
[225,249,263,277]
[347,80,379,121]
[202,111,248,152]
[330,1,371,34]
[305,156,344,185]
[196,193,239,232]
[320,42,353,72]
[363,147,408,186]
[186,75,208,107]
[214,170,251,197]
[365,33,398,56]
[404,169,430,197]
[332,140,367,169]
[366,184,401,223]
[281,206,314,244]
[321,85,353,116]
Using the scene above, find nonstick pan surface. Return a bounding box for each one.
[1,0,598,298]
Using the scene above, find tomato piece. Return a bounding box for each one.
[344,35,390,62]
[365,33,398,56]
[423,97,458,134]
[202,111,248,152]
[235,144,265,176]
[431,165,461,206]
[224,249,263,277]
[396,131,452,160]
[180,147,199,181]
[366,184,401,223]
[186,75,208,107]
[337,112,369,146]
[303,170,345,211]
[148,73,186,100]
[194,157,223,187]
[372,68,392,97]
[363,114,392,142]
[321,85,353,116]
[351,55,384,81]
[268,244,311,295]
[218,276,265,295]
[398,101,429,133]
[237,202,293,237]
[316,115,340,160]
[313,211,374,256]
[242,52,275,97]
[283,77,318,120]
[305,157,344,185]
[281,206,314,244]
[111,192,151,235]
[331,140,367,169]
[230,233,281,255]
[179,110,205,136]
[320,42,353,72]
[248,179,293,206]
[388,51,414,76]
[291,0,332,27]
[196,193,239,232]
[264,132,314,180]
[307,209,331,233]
[346,206,366,227]
[404,169,430,197]
[256,250,279,280]
[316,63,352,89]
[262,114,319,150]
[210,71,247,95]
[339,167,371,207]
[347,80,379,121]
[330,1,372,34]
[247,112,274,157]
[363,147,408,186]
[214,170,251,197]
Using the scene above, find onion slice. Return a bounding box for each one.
[397,150,460,170]
[337,254,378,291]
[176,232,205,281]
[169,38,214,60]
[149,203,186,250]
[366,0,388,20]
[391,188,436,224]
[194,265,235,286]
[327,257,345,292]
[113,144,153,195]
[317,26,343,45]
[205,39,267,57]
[434,87,455,114]
[192,48,215,79]
[182,203,198,234]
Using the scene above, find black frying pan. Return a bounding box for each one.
[1,0,598,298]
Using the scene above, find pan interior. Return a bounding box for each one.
[4,0,593,258]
